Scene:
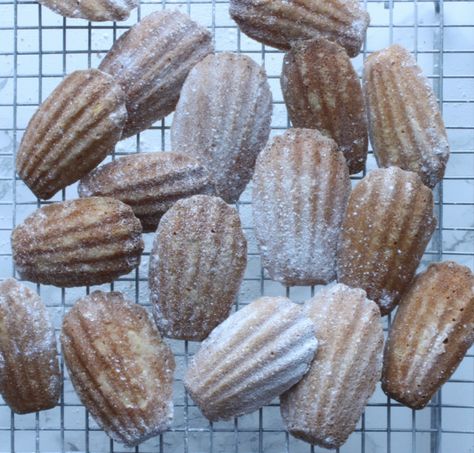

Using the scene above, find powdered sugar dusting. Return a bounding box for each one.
[171,52,272,203]
[62,291,175,446]
[0,278,60,414]
[149,195,247,341]
[280,283,383,449]
[337,167,436,315]
[253,128,350,286]
[364,45,450,188]
[184,296,317,421]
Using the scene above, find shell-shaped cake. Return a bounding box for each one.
[171,52,272,203]
[281,284,383,449]
[184,297,318,421]
[229,0,370,57]
[337,167,436,315]
[99,11,213,138]
[364,45,450,188]
[11,197,144,287]
[253,128,351,286]
[62,291,175,446]
[38,0,137,21]
[16,69,127,200]
[282,39,368,174]
[149,195,247,341]
[383,261,474,409]
[0,279,60,414]
[79,152,213,233]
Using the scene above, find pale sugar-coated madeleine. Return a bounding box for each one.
[61,291,175,446]
[171,52,272,203]
[282,39,368,174]
[149,195,247,341]
[39,0,137,21]
[229,0,369,57]
[281,284,383,449]
[99,11,213,138]
[253,128,351,286]
[184,297,318,421]
[79,152,213,233]
[383,261,474,409]
[11,197,144,288]
[337,167,436,315]
[364,45,450,188]
[0,279,60,414]
[16,69,127,200]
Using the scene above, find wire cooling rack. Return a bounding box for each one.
[0,0,473,452]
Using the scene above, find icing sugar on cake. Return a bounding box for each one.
[184,296,318,421]
[253,128,351,286]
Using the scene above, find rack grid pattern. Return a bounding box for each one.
[0,0,473,452]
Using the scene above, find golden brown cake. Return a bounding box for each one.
[229,0,369,57]
[149,195,247,341]
[171,52,272,203]
[12,197,144,287]
[79,152,213,233]
[383,261,474,409]
[184,297,318,421]
[364,45,450,188]
[0,278,61,414]
[16,69,127,200]
[282,39,368,174]
[337,167,436,315]
[39,0,137,21]
[62,291,175,446]
[253,128,351,286]
[281,284,383,449]
[99,11,213,138]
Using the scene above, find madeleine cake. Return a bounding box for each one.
[62,291,175,446]
[253,128,351,286]
[16,69,127,200]
[171,52,272,203]
[383,261,474,409]
[12,197,144,287]
[39,0,137,21]
[364,45,450,188]
[337,167,436,315]
[184,297,318,421]
[79,152,213,232]
[0,279,61,414]
[149,195,247,341]
[229,0,369,57]
[282,39,368,174]
[99,11,213,138]
[281,284,383,449]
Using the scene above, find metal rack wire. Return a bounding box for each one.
[0,0,473,452]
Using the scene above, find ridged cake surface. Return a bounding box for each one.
[282,39,368,174]
[99,11,213,138]
[171,52,272,203]
[364,45,450,188]
[79,152,213,232]
[16,69,127,200]
[149,195,247,341]
[383,261,474,409]
[62,291,175,446]
[229,0,369,57]
[281,284,383,449]
[253,128,351,286]
[39,0,137,21]
[184,297,318,421]
[0,279,60,414]
[337,167,436,315]
[11,197,144,287]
